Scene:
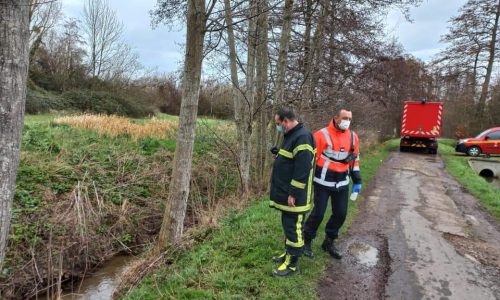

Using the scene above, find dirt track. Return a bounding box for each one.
[318,152,500,300]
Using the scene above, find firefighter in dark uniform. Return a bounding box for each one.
[269,108,316,277]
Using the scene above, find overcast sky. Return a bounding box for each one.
[61,0,468,74]
[385,0,467,60]
[62,0,185,74]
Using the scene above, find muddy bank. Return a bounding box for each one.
[318,152,500,299]
[0,197,161,300]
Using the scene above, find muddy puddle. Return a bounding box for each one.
[348,242,380,268]
[39,255,133,300]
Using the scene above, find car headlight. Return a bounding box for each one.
[458,139,469,144]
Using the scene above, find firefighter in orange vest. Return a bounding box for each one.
[303,109,361,259]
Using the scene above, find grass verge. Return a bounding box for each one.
[439,140,500,220]
[1,114,238,299]
[123,139,399,299]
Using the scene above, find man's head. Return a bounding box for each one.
[334,109,353,131]
[275,107,298,133]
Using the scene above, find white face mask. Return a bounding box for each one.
[338,119,351,130]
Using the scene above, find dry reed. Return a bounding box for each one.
[54,114,178,140]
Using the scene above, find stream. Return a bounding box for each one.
[49,255,134,300]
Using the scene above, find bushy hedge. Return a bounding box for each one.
[25,86,67,114]
[62,90,155,118]
[26,87,155,118]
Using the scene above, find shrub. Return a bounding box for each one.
[25,85,68,114]
[198,84,234,119]
[26,80,156,117]
[62,89,155,118]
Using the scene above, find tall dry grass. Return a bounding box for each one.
[54,114,178,140]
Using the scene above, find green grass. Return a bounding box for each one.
[19,119,168,204]
[7,120,172,262]
[3,114,238,280]
[439,141,500,220]
[18,113,236,212]
[123,139,399,300]
[156,113,233,126]
[24,114,56,124]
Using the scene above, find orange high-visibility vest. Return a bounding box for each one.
[313,121,360,188]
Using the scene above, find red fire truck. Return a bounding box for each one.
[400,100,444,154]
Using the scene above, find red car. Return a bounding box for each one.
[455,127,500,156]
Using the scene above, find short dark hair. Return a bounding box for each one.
[335,108,351,117]
[276,107,296,121]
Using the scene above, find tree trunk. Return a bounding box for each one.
[255,0,269,186]
[267,0,294,167]
[239,0,258,197]
[472,46,480,92]
[477,0,500,118]
[156,0,206,249]
[224,0,248,196]
[299,0,313,108]
[303,0,313,73]
[0,0,30,269]
[274,0,294,105]
[303,0,327,105]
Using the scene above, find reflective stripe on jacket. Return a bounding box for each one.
[270,123,316,213]
[313,120,361,189]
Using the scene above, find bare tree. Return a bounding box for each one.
[32,18,87,91]
[221,0,270,196]
[436,1,500,112]
[302,0,327,105]
[0,0,30,269]
[356,55,433,136]
[237,0,258,198]
[57,18,87,89]
[254,0,269,185]
[276,0,423,115]
[223,0,249,195]
[29,0,62,59]
[155,0,208,248]
[273,0,294,105]
[477,0,500,117]
[82,0,125,79]
[104,42,142,82]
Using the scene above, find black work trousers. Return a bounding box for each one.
[281,212,306,256]
[304,184,349,241]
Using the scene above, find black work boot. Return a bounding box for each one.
[322,237,342,259]
[303,238,314,258]
[272,254,300,277]
[272,251,286,264]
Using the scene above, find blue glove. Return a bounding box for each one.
[352,184,362,193]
